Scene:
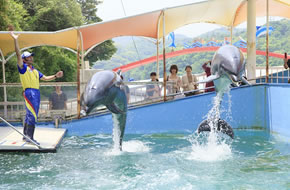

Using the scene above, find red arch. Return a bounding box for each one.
[113,47,289,72]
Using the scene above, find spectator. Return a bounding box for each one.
[146,72,160,99]
[283,54,290,83]
[283,55,290,70]
[181,65,198,96]
[167,65,181,94]
[49,86,67,110]
[202,61,215,92]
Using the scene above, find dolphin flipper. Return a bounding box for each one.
[197,74,220,84]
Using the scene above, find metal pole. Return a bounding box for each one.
[0,49,7,118]
[79,30,85,100]
[230,26,233,45]
[0,116,42,149]
[156,40,159,79]
[246,0,256,84]
[156,14,162,79]
[162,11,167,101]
[266,0,269,83]
[77,31,81,119]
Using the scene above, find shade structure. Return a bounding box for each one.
[0,0,289,59]
[79,10,162,52]
[233,0,290,26]
[0,29,78,58]
[158,0,244,38]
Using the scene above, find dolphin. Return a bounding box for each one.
[197,45,250,138]
[80,70,128,150]
[199,45,250,93]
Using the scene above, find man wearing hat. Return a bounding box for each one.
[10,32,64,145]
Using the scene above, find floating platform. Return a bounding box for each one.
[0,127,67,153]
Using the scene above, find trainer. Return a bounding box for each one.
[10,31,64,145]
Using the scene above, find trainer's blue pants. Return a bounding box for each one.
[23,88,40,126]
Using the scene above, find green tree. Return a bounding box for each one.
[77,0,117,65]
[0,0,27,30]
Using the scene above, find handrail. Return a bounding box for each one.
[0,116,42,149]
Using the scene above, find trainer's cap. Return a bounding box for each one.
[21,51,34,59]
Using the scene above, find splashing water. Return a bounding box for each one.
[189,79,233,162]
[112,114,121,152]
[122,140,151,153]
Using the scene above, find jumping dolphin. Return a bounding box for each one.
[80,70,128,150]
[197,45,250,138]
[199,45,250,93]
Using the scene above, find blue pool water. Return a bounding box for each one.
[1,130,289,190]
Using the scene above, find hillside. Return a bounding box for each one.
[94,19,290,81]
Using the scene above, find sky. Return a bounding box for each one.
[97,0,281,38]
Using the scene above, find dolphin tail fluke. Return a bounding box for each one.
[197,119,234,139]
[197,74,220,84]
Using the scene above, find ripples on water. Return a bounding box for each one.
[0,131,289,190]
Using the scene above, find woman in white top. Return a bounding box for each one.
[181,65,198,96]
[167,64,181,94]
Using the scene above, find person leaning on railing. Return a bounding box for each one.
[10,31,64,145]
[167,65,182,94]
[181,65,198,96]
[202,60,215,93]
[146,72,160,99]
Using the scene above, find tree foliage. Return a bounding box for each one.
[0,0,116,85]
[0,0,27,30]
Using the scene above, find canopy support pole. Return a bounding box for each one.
[156,40,159,78]
[0,49,7,118]
[230,26,233,45]
[77,30,81,119]
[266,0,269,83]
[156,14,162,79]
[246,0,256,83]
[162,11,167,102]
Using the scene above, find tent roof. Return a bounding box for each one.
[0,0,289,58]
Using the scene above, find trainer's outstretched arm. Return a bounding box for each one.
[10,32,23,69]
[41,71,64,81]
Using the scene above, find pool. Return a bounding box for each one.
[1,130,289,190]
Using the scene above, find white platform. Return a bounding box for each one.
[0,127,67,152]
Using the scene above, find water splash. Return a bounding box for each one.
[187,132,232,162]
[189,82,233,162]
[112,121,121,151]
[106,140,150,156]
[122,140,150,153]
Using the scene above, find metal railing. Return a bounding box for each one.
[1,66,290,123]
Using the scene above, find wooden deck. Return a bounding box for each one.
[0,127,67,153]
